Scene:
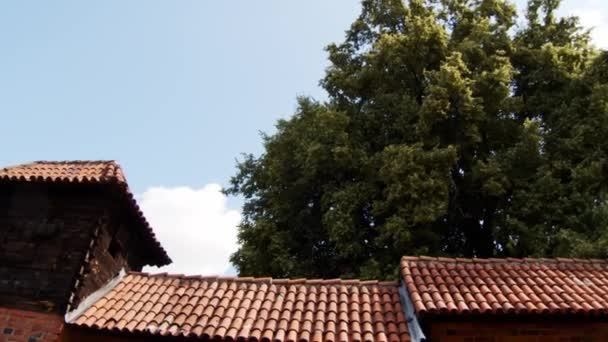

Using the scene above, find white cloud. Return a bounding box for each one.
[561,0,608,49]
[138,184,241,276]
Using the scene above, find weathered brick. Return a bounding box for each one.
[0,183,151,314]
[0,308,62,342]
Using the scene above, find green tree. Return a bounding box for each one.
[226,0,608,279]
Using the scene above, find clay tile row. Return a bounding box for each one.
[0,160,127,184]
[69,272,410,342]
[400,256,608,317]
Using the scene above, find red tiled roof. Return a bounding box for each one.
[400,256,608,316]
[0,160,170,266]
[70,272,411,342]
[0,160,127,183]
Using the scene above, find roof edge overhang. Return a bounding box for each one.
[114,182,172,266]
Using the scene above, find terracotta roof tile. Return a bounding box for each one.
[401,256,608,316]
[70,272,410,342]
[0,160,126,183]
[0,160,170,265]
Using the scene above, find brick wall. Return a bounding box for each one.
[0,307,63,342]
[0,182,150,313]
[72,216,146,310]
[0,183,108,313]
[428,320,608,341]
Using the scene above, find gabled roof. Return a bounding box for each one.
[69,272,411,342]
[0,160,170,266]
[400,256,608,317]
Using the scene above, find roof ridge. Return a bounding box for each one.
[1,160,126,184]
[1,160,116,167]
[31,160,118,164]
[401,255,608,264]
[128,271,399,286]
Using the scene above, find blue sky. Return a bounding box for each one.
[0,1,360,194]
[1,1,606,275]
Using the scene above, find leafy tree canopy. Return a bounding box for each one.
[226,0,608,279]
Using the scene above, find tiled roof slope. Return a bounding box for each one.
[401,256,608,316]
[70,272,411,342]
[0,160,127,183]
[0,160,170,265]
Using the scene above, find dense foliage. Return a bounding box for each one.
[227,0,608,279]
